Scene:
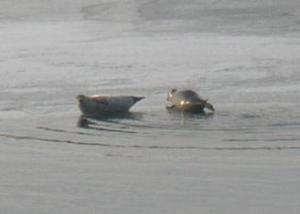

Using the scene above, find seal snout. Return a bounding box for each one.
[76,94,86,103]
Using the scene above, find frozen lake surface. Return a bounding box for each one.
[1,0,300,213]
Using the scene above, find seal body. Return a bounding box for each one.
[77,94,144,116]
[167,89,214,113]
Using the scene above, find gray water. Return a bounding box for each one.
[1,1,300,213]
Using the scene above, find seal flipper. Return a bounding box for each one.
[131,96,144,103]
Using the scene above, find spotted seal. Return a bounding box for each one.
[166,89,214,113]
[76,94,144,116]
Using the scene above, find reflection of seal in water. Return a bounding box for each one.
[77,116,137,133]
[77,94,144,116]
[166,89,215,113]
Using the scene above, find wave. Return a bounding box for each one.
[1,132,300,151]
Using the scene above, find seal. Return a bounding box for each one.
[166,89,215,113]
[76,94,144,116]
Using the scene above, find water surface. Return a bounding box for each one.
[1,1,300,213]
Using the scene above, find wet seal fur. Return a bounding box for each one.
[77,94,144,117]
[166,89,215,113]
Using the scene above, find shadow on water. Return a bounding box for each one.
[166,108,214,126]
[75,109,215,133]
[2,108,300,150]
[76,112,145,134]
[35,113,143,136]
[80,111,144,121]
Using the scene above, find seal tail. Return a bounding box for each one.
[131,96,144,103]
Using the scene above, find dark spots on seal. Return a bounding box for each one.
[176,90,201,101]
